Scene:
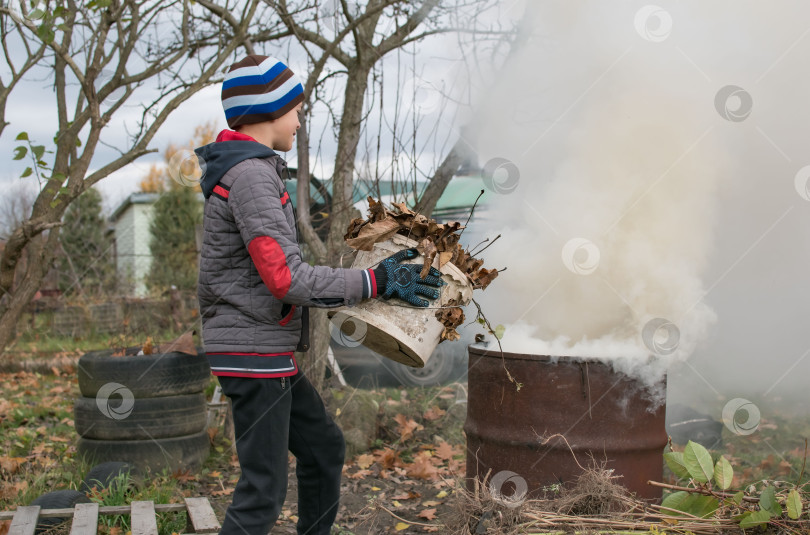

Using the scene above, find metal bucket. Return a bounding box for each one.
[328,234,473,368]
[464,345,667,501]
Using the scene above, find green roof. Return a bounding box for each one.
[285,172,487,222]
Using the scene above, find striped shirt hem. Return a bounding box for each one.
[206,352,298,379]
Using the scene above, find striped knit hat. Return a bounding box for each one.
[221,55,304,129]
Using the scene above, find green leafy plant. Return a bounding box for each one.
[661,440,807,530]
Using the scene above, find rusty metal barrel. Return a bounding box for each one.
[464,346,667,501]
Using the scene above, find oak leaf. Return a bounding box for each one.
[345,217,401,251]
[392,490,421,500]
[418,239,438,278]
[405,452,439,480]
[418,508,437,521]
[355,453,374,470]
[438,251,453,268]
[434,442,456,461]
[348,469,372,480]
[394,414,423,441]
[374,447,402,469]
[423,406,445,421]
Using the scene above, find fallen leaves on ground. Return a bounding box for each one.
[418,508,437,521]
[394,414,424,442]
[0,371,79,510]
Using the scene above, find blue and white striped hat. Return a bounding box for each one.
[221,55,304,128]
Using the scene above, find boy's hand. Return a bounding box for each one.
[373,248,444,307]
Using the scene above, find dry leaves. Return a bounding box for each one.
[157,331,197,355]
[423,406,446,421]
[435,306,464,342]
[344,197,498,290]
[355,453,375,470]
[394,414,424,442]
[418,508,437,521]
[345,198,499,341]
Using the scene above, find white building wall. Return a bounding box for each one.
[114,200,154,296]
[132,203,154,296]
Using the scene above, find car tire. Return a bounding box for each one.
[29,490,91,534]
[74,393,207,440]
[78,350,210,398]
[80,461,140,494]
[77,430,210,473]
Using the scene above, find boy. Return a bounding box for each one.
[194,55,443,535]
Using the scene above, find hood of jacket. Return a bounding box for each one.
[195,133,277,199]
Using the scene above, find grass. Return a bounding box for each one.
[87,471,188,535]
[0,370,209,535]
[6,312,190,360]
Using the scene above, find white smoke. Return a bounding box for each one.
[465,2,730,391]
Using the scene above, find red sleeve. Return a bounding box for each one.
[247,236,292,299]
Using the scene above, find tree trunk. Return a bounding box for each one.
[298,63,373,388]
[415,137,469,217]
[325,62,373,263]
[0,232,56,357]
[300,308,331,393]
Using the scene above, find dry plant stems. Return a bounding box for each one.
[647,480,761,503]
[440,435,810,534]
[469,234,501,257]
[376,502,440,528]
[457,189,485,241]
[798,438,808,487]
[440,471,809,535]
[470,298,521,391]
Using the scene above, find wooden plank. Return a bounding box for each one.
[183,498,220,533]
[0,503,187,521]
[9,506,40,535]
[69,503,99,535]
[131,501,158,535]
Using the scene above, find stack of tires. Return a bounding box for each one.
[75,349,211,473]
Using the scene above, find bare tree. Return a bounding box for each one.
[0,182,36,241]
[269,0,506,390]
[0,0,287,356]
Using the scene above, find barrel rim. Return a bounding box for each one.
[467,343,654,364]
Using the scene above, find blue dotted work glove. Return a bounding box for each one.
[373,248,444,307]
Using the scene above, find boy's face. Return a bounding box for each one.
[268,102,303,152]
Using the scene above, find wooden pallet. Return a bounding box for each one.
[1,497,220,535]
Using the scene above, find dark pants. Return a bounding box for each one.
[217,372,345,535]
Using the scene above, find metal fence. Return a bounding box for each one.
[47,296,199,337]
